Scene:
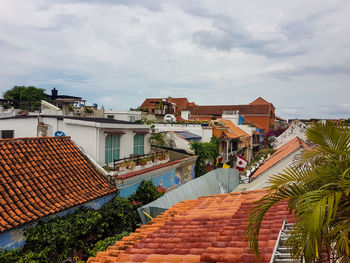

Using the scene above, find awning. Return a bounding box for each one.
[104,130,126,135]
[174,131,202,141]
[134,130,149,134]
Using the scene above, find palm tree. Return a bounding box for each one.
[245,121,350,263]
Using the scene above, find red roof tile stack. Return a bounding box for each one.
[0,137,117,233]
[87,189,294,263]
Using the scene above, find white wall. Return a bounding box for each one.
[273,121,307,149]
[154,123,212,142]
[0,116,151,166]
[0,118,37,138]
[104,111,141,122]
[164,132,193,153]
[202,128,213,143]
[181,111,190,120]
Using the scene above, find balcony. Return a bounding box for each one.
[110,151,170,176]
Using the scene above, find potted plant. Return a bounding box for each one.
[126,161,136,169]
[138,159,147,166]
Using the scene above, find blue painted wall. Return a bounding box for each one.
[118,169,176,198]
[0,193,117,250]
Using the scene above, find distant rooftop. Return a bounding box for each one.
[0,114,143,125]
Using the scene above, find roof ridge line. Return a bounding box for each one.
[0,136,71,142]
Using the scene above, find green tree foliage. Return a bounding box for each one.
[149,133,166,146]
[3,86,48,111]
[190,136,219,177]
[98,197,139,234]
[245,121,350,262]
[129,180,163,205]
[88,231,129,257]
[0,195,140,263]
[23,208,103,262]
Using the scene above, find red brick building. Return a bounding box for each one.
[140,97,275,131]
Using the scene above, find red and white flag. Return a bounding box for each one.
[236,155,248,171]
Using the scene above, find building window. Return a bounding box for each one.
[130,116,135,122]
[106,115,114,119]
[1,130,14,139]
[133,134,144,155]
[105,134,120,164]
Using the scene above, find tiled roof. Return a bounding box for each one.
[249,97,271,105]
[275,116,286,121]
[87,189,294,263]
[140,98,163,108]
[166,98,191,110]
[252,137,309,178]
[188,104,270,116]
[222,120,250,138]
[0,137,117,233]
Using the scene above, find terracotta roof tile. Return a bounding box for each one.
[221,120,250,138]
[0,136,117,233]
[249,97,272,106]
[87,189,294,263]
[252,137,309,178]
[188,104,270,116]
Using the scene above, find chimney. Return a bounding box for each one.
[51,88,58,99]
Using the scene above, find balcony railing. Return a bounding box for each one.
[113,151,169,173]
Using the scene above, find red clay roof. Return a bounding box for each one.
[141,97,273,116]
[188,104,270,116]
[166,97,191,110]
[0,137,117,233]
[249,97,271,105]
[221,120,250,138]
[275,116,287,121]
[87,189,294,263]
[252,137,309,178]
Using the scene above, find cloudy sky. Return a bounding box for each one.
[1,0,350,119]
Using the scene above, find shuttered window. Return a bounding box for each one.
[133,134,144,155]
[105,135,120,164]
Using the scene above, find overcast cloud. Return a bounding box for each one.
[0,0,349,119]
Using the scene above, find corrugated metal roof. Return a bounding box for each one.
[138,168,239,224]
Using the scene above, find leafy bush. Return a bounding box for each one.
[0,195,141,263]
[88,231,129,257]
[190,136,219,177]
[129,181,163,205]
[98,197,140,234]
[24,208,104,262]
[0,181,167,262]
[0,248,39,263]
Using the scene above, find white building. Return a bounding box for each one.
[0,115,151,166]
[273,120,307,149]
[153,123,212,143]
[104,110,142,122]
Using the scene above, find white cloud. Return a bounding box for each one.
[0,0,350,118]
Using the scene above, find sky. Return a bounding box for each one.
[0,0,349,119]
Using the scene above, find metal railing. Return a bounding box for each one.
[270,218,287,263]
[113,150,168,170]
